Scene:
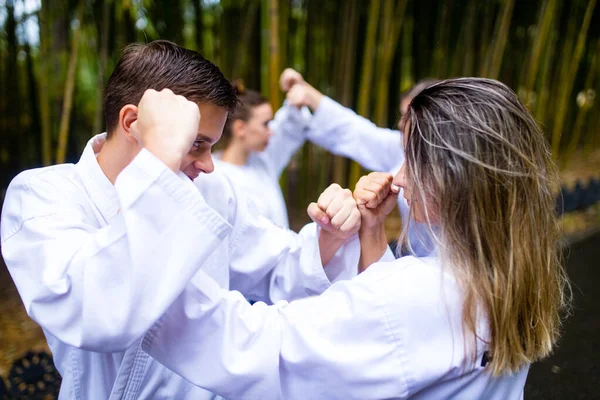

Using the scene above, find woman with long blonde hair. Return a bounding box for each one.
[142,78,570,399]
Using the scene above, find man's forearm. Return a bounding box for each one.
[318,229,346,267]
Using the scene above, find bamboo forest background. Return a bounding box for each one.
[0,0,599,220]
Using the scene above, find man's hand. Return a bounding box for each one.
[131,88,201,172]
[279,68,305,92]
[353,173,399,230]
[307,183,361,241]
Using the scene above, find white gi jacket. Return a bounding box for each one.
[214,104,311,229]
[144,252,529,400]
[305,97,433,256]
[0,134,359,399]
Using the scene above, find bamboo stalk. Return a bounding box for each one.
[535,30,558,126]
[192,0,203,51]
[356,0,381,119]
[349,0,381,187]
[38,0,53,166]
[55,2,83,164]
[374,0,407,126]
[332,0,359,187]
[565,40,599,165]
[260,0,270,97]
[93,0,111,136]
[478,1,494,76]
[279,0,290,69]
[551,0,597,156]
[231,0,260,81]
[523,0,557,108]
[462,1,476,76]
[431,0,453,78]
[400,16,414,93]
[484,0,515,79]
[584,42,600,155]
[450,1,471,77]
[268,0,281,110]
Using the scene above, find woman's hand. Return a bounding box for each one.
[354,173,400,272]
[353,172,399,230]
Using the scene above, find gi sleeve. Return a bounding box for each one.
[143,261,409,400]
[260,103,311,178]
[226,188,361,304]
[307,96,405,173]
[0,149,231,352]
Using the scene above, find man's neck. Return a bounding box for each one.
[96,135,135,184]
[221,141,249,166]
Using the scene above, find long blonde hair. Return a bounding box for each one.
[401,78,570,375]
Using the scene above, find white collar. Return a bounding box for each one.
[75,133,120,223]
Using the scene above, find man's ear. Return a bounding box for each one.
[231,119,246,139]
[119,104,138,143]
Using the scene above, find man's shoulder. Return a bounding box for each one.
[1,164,81,242]
[9,163,79,191]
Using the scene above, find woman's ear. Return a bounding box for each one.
[231,119,246,139]
[119,104,139,143]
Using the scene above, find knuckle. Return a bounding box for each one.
[317,197,327,209]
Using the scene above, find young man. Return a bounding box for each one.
[1,41,361,399]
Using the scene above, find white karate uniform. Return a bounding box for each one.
[305,96,433,256]
[143,252,529,400]
[214,104,311,229]
[0,134,359,399]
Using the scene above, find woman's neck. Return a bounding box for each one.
[221,141,250,166]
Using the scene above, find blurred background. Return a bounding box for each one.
[0,0,600,398]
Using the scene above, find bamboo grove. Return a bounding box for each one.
[0,0,599,219]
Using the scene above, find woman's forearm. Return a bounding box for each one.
[358,224,388,273]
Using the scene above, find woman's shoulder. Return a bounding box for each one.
[360,255,451,286]
[358,255,463,318]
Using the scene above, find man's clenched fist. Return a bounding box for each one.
[131,88,201,172]
[307,183,361,240]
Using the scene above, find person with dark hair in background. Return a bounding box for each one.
[281,68,440,256]
[0,40,363,399]
[215,80,311,228]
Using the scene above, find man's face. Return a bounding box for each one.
[179,103,228,180]
[241,103,274,152]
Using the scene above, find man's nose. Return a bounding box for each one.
[194,153,214,174]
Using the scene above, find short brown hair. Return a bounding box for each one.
[104,40,238,137]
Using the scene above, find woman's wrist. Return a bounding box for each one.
[358,223,388,272]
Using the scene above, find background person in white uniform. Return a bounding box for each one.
[0,40,363,400]
[281,68,439,256]
[215,81,310,229]
[143,78,570,400]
